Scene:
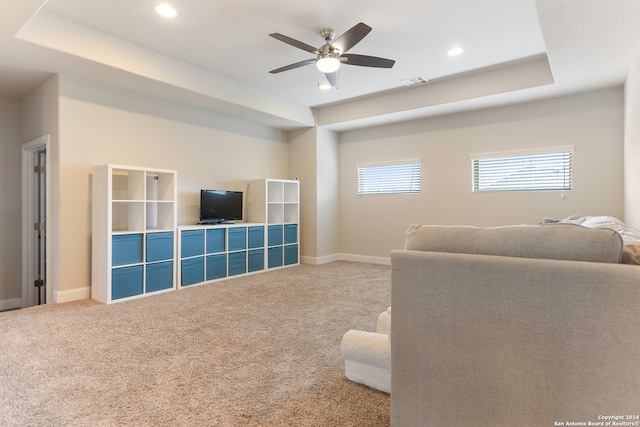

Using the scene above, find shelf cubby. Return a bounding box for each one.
[112,169,145,201]
[146,171,175,202]
[112,202,145,232]
[267,202,284,224]
[146,201,175,231]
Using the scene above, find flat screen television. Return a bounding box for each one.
[199,189,243,224]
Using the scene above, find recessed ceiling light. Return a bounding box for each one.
[318,82,332,91]
[447,47,464,56]
[155,4,177,18]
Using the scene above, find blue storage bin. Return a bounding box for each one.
[284,244,299,266]
[181,256,204,286]
[206,254,227,280]
[248,226,265,249]
[112,265,143,300]
[228,251,247,276]
[146,232,174,262]
[112,234,143,266]
[146,261,174,293]
[284,224,297,245]
[228,228,247,251]
[181,230,204,258]
[268,225,283,246]
[206,228,225,254]
[268,246,283,268]
[248,249,264,272]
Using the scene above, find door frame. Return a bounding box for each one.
[22,135,51,308]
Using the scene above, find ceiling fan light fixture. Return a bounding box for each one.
[316,54,340,73]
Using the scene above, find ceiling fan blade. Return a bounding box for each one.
[340,54,395,68]
[269,58,317,74]
[324,71,339,87]
[269,33,319,54]
[331,22,372,54]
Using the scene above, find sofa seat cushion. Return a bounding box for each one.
[404,222,623,263]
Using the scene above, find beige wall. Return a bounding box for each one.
[288,127,318,260]
[53,76,288,297]
[2,74,631,305]
[315,127,339,260]
[19,76,60,306]
[288,125,340,263]
[625,44,640,229]
[0,97,21,305]
[339,88,625,259]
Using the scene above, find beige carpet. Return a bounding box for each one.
[0,261,391,426]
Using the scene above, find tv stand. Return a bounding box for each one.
[178,179,299,288]
[178,222,268,287]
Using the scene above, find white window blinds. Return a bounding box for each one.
[357,159,421,195]
[471,146,574,193]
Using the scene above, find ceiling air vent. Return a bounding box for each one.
[401,76,429,87]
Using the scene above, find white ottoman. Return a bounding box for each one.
[341,307,391,393]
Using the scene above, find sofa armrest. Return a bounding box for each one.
[390,250,640,427]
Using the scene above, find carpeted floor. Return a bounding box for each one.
[0,261,391,426]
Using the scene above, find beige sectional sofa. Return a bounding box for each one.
[390,223,640,426]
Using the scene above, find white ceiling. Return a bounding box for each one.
[1,0,639,131]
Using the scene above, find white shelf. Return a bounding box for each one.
[93,164,178,304]
[247,179,300,270]
[252,179,300,225]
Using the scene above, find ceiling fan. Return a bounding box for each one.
[268,22,396,87]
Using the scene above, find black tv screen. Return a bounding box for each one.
[199,190,243,224]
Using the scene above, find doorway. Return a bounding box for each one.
[22,135,51,308]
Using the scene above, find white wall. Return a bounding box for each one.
[0,97,21,307]
[339,88,625,258]
[625,44,640,229]
[19,76,60,305]
[54,76,289,296]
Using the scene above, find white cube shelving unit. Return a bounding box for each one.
[248,179,300,269]
[92,164,177,304]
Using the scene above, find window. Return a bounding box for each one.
[471,146,574,193]
[357,159,421,195]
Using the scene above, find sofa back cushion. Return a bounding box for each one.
[404,223,623,263]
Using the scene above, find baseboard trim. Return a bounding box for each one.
[301,254,390,266]
[338,254,391,266]
[55,287,91,303]
[0,298,22,311]
[301,254,341,265]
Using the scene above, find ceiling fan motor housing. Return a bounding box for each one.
[321,28,336,43]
